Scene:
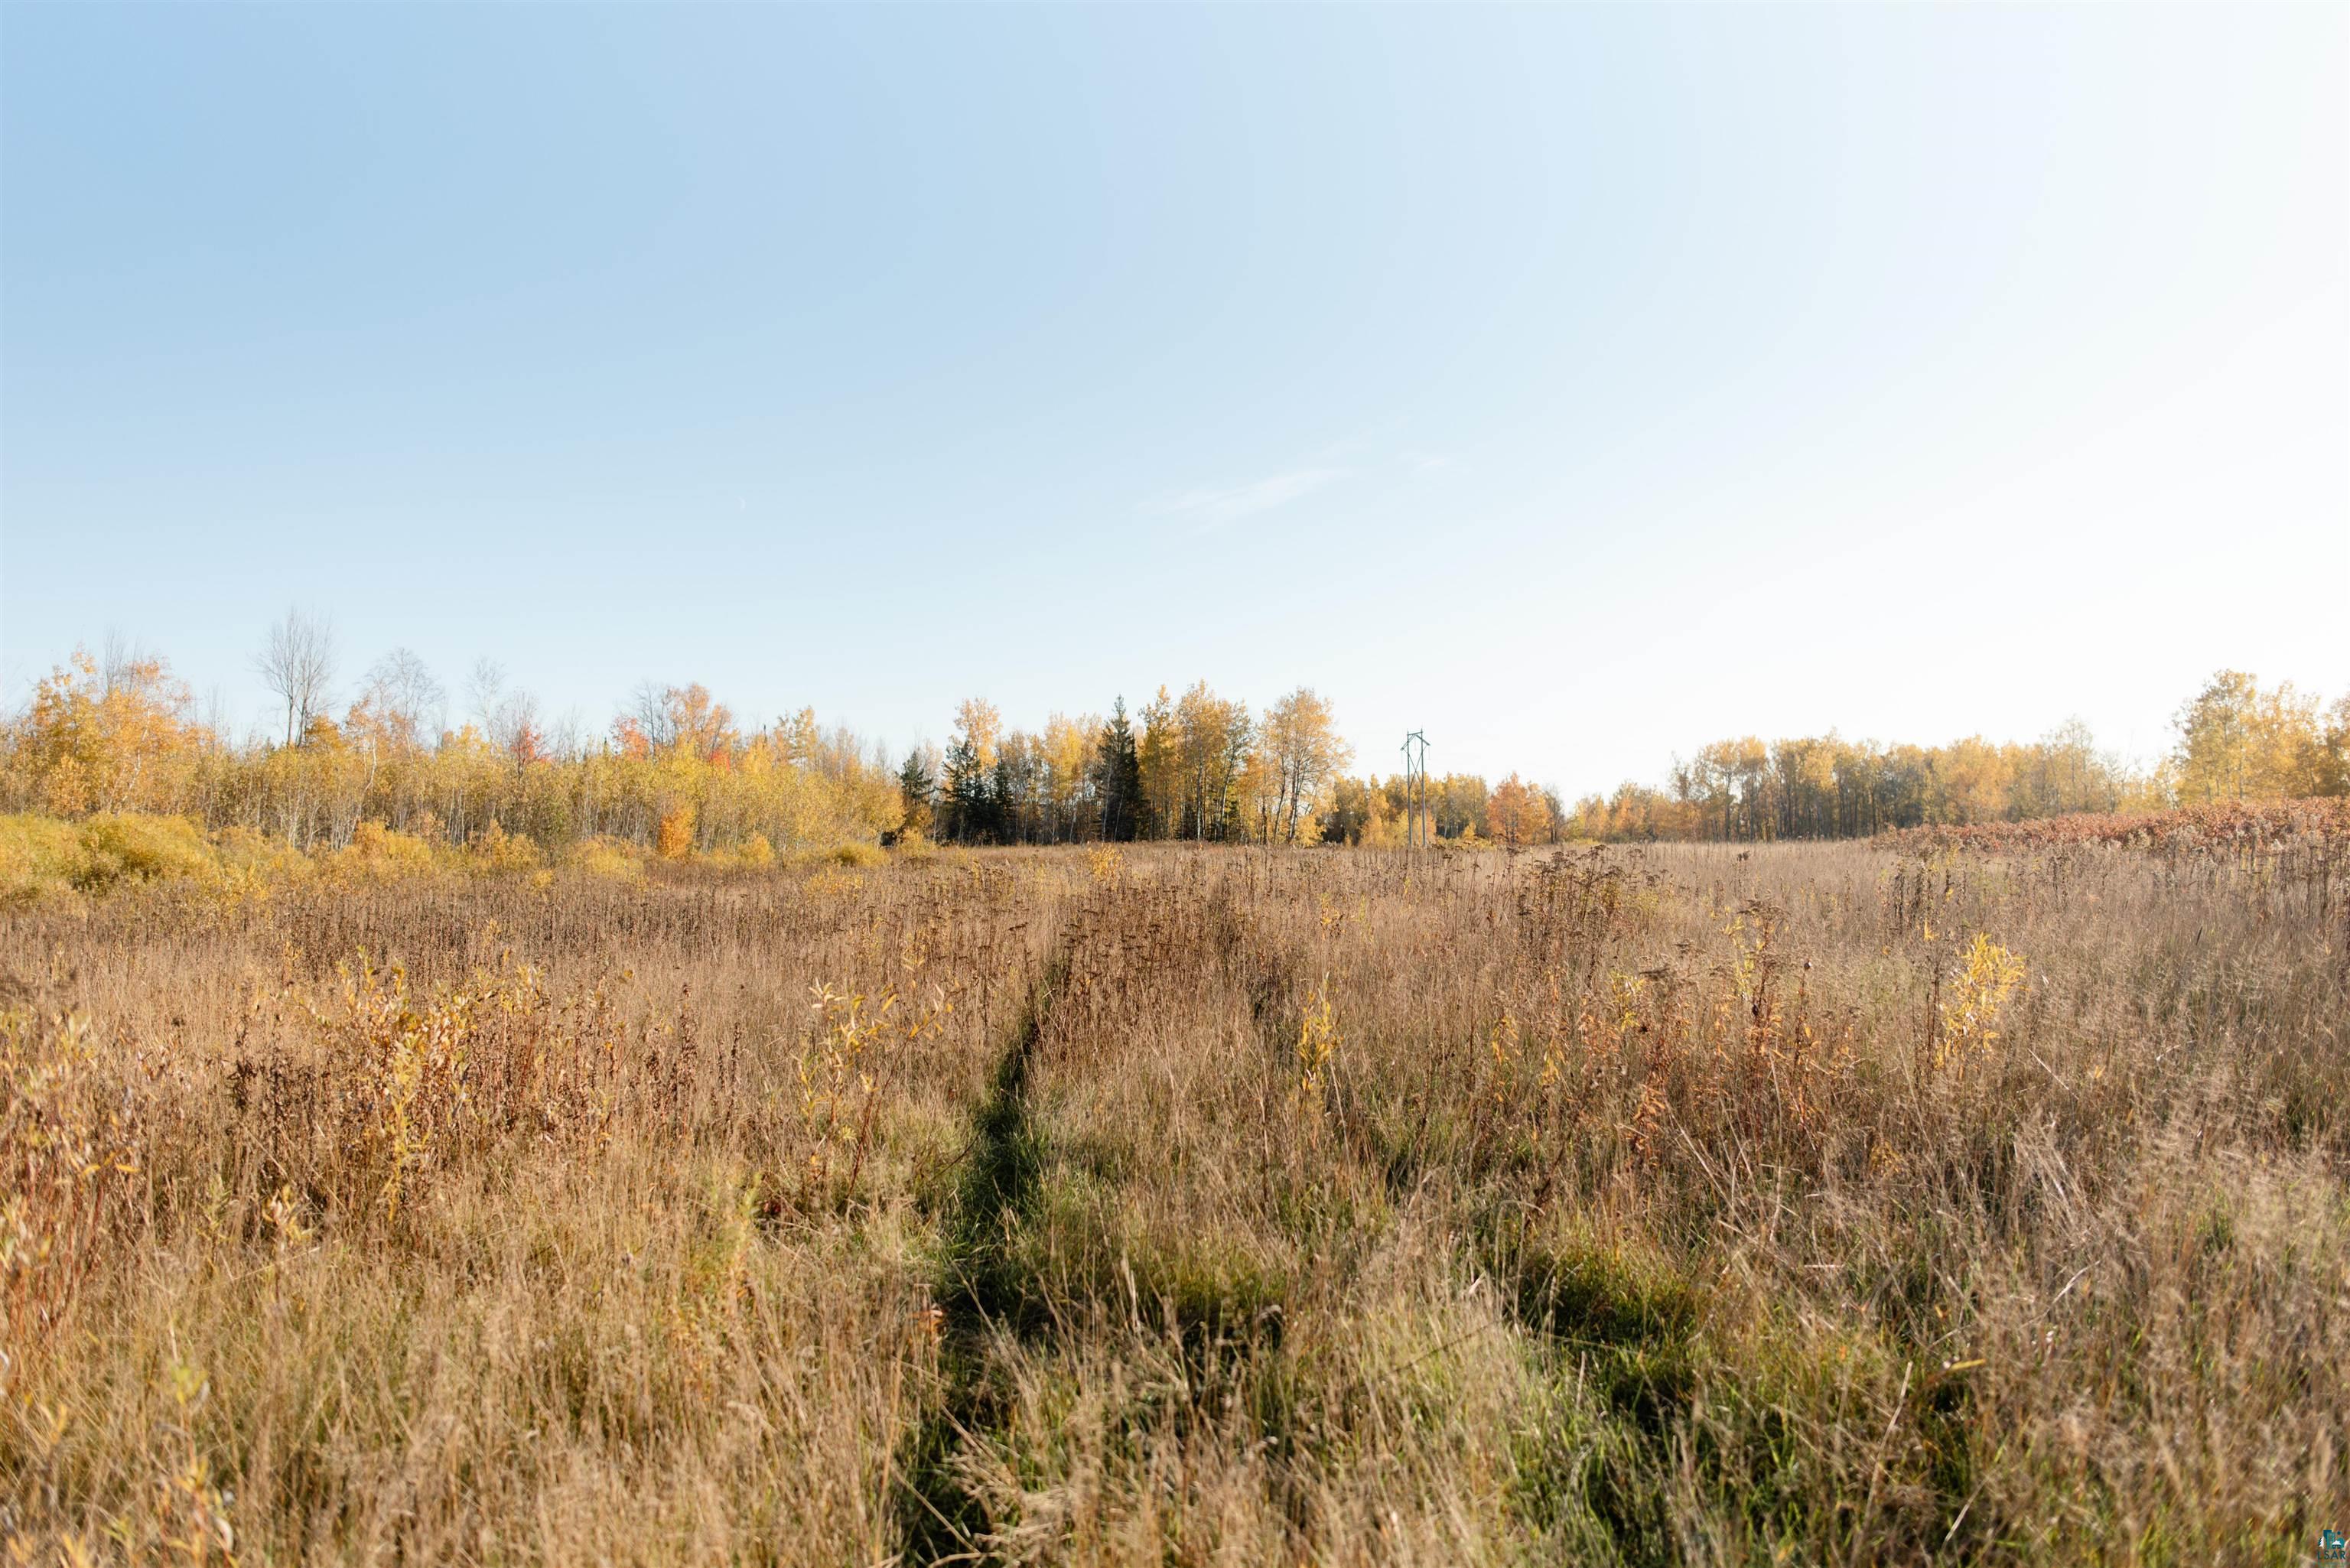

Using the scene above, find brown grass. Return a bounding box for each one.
[3,832,2345,1564]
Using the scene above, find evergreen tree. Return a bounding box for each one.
[991,751,1025,844]
[897,749,936,838]
[1095,698,1143,841]
[943,735,994,842]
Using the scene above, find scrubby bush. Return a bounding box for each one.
[0,812,227,902]
[327,820,441,883]
[560,835,646,883]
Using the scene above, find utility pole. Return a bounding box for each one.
[1401,730,1430,853]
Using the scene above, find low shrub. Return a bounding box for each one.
[327,820,441,883]
[0,812,223,902]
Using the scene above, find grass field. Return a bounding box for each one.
[5,819,2347,1565]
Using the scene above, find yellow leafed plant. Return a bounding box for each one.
[1297,979,1341,1100]
[1937,933,2026,1072]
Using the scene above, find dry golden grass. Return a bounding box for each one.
[4,831,2345,1565]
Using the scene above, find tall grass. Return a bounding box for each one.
[3,822,2343,1563]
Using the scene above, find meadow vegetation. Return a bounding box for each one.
[8,628,2344,869]
[4,802,2345,1564]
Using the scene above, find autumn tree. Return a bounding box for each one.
[2010,718,2121,820]
[1931,737,2010,827]
[955,698,1001,773]
[1769,735,1841,839]
[2173,670,2325,802]
[1675,742,1752,840]
[1161,682,1252,841]
[1319,776,1378,845]
[1040,714,1098,844]
[663,685,737,761]
[2319,695,2350,798]
[1135,687,1180,839]
[7,649,204,815]
[993,730,1040,842]
[1488,773,1551,847]
[1261,687,1352,844]
[1415,773,1489,841]
[1235,742,1281,844]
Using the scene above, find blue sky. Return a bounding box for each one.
[5,4,2344,794]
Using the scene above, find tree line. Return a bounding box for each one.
[4,613,2344,857]
[899,684,1356,847]
[2,623,898,856]
[1562,672,2348,844]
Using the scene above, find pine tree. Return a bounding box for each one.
[1095,698,1143,841]
[943,736,994,843]
[897,750,936,838]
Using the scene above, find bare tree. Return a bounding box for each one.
[360,647,447,750]
[546,708,588,762]
[254,609,336,747]
[467,659,507,730]
[99,628,150,697]
[488,688,542,769]
[624,679,675,751]
[460,656,542,769]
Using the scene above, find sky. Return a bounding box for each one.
[4,3,2345,798]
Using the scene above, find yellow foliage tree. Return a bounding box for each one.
[1488,773,1551,847]
[8,650,207,816]
[2173,670,2328,802]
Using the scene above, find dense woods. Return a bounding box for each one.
[3,616,2345,865]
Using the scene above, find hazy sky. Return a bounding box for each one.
[5,4,2344,796]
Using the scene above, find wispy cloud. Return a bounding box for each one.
[1142,467,1346,531]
